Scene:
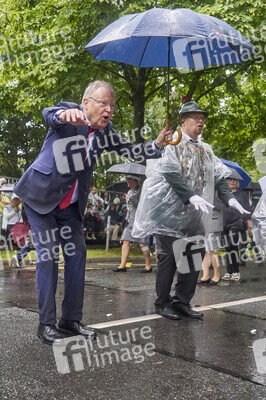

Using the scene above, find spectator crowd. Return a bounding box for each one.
[84,186,128,242]
[0,176,264,278]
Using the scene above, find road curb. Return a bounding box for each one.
[1,256,154,269]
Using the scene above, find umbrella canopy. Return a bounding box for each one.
[220,158,251,189]
[105,181,129,194]
[107,162,146,176]
[86,8,254,70]
[86,8,254,115]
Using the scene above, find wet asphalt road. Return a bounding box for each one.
[0,257,265,400]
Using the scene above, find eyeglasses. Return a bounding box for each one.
[186,115,206,122]
[89,96,115,110]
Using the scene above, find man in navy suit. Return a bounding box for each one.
[14,80,173,345]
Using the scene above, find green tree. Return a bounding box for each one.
[0,0,265,181]
[0,113,46,176]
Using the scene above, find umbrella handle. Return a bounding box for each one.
[168,129,182,146]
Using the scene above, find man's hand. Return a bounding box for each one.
[58,109,89,126]
[189,195,214,214]
[228,198,251,215]
[155,124,173,149]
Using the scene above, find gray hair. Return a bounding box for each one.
[83,80,115,101]
[227,178,240,188]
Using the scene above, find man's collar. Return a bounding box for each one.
[80,105,94,131]
[181,130,199,143]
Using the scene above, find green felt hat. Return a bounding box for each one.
[179,101,209,117]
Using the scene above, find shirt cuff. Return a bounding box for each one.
[152,140,165,155]
[53,109,66,125]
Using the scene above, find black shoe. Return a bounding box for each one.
[140,268,152,273]
[58,319,97,340]
[37,323,67,345]
[113,267,127,272]
[197,278,210,285]
[155,305,182,320]
[172,303,203,319]
[209,277,221,285]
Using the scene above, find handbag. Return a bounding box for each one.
[10,221,30,247]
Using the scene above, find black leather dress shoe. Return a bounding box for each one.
[140,268,152,273]
[172,303,203,319]
[37,324,67,345]
[155,305,182,320]
[113,267,127,272]
[58,319,97,340]
[197,278,210,285]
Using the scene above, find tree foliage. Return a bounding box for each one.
[0,0,265,183]
[0,113,46,176]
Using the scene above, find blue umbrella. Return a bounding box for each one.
[220,158,251,189]
[86,8,254,69]
[86,8,254,117]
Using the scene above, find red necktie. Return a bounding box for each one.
[59,126,94,209]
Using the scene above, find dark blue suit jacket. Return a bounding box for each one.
[14,102,160,217]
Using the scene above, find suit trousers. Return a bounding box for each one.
[24,202,86,325]
[154,234,201,307]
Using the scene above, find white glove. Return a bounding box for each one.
[228,198,250,215]
[189,195,214,214]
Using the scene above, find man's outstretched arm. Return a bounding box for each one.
[42,102,83,129]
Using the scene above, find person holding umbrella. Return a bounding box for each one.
[132,101,250,321]
[197,196,224,285]
[221,170,252,281]
[113,174,152,273]
[13,80,173,345]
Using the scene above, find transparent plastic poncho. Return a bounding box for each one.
[132,134,231,239]
[252,190,266,255]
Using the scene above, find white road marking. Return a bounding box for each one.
[88,296,266,329]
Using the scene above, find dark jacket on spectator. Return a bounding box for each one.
[104,203,120,227]
[223,189,251,233]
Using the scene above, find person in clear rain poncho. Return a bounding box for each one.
[132,101,250,321]
[252,176,266,265]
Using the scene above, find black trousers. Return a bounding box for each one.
[154,234,201,307]
[238,230,248,265]
[224,231,240,274]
